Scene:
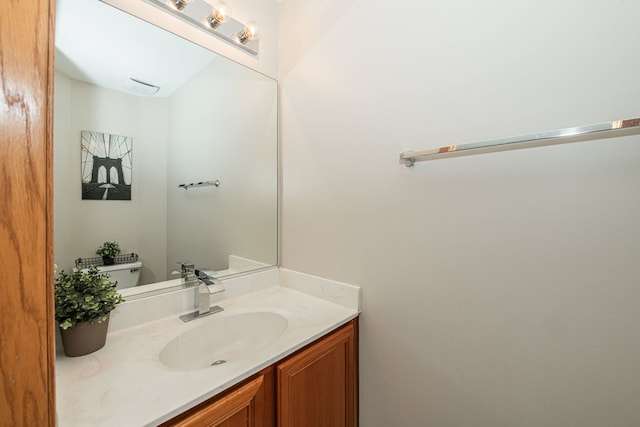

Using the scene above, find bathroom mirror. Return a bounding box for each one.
[53,0,278,296]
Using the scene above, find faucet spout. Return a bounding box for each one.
[196,269,225,293]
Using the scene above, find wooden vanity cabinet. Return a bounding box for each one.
[161,366,276,427]
[277,320,358,427]
[161,319,358,427]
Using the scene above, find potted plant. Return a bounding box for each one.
[96,241,121,265]
[55,266,124,357]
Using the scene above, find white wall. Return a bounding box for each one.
[279,0,640,426]
[166,57,278,275]
[53,73,169,284]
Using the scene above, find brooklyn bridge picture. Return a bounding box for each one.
[81,130,133,200]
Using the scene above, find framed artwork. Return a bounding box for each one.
[81,130,133,200]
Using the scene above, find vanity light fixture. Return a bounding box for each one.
[207,1,232,29]
[144,0,261,55]
[237,21,261,44]
[173,0,190,11]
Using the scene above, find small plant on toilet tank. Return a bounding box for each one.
[95,241,121,265]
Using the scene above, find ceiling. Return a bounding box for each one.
[55,0,217,97]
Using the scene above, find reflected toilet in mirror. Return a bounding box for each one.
[79,262,143,291]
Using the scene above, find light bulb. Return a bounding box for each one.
[207,1,232,28]
[173,0,191,11]
[238,21,261,44]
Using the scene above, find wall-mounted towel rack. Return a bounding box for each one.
[399,117,640,167]
[178,180,221,189]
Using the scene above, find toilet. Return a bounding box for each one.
[82,261,142,290]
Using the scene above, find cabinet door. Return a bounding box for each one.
[164,367,275,427]
[277,321,357,427]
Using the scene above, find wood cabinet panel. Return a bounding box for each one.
[0,0,56,425]
[163,367,275,427]
[277,322,357,427]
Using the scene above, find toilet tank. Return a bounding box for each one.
[82,261,142,290]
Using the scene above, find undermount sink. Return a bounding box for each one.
[159,311,288,371]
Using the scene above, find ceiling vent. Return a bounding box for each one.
[126,77,161,96]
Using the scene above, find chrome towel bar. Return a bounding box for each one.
[178,180,221,189]
[400,117,640,166]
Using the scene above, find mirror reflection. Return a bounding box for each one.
[53,0,278,296]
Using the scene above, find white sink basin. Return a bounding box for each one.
[159,312,288,371]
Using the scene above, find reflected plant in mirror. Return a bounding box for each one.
[53,0,278,298]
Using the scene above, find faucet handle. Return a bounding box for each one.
[177,261,195,272]
[176,261,197,282]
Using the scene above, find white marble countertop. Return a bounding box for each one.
[56,285,359,426]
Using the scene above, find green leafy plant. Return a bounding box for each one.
[54,266,124,330]
[95,241,121,258]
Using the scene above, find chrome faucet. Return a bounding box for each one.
[176,262,225,322]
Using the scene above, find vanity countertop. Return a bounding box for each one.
[55,284,359,426]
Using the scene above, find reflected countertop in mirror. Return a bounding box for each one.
[53,0,278,297]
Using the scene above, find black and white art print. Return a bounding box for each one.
[81,131,133,200]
